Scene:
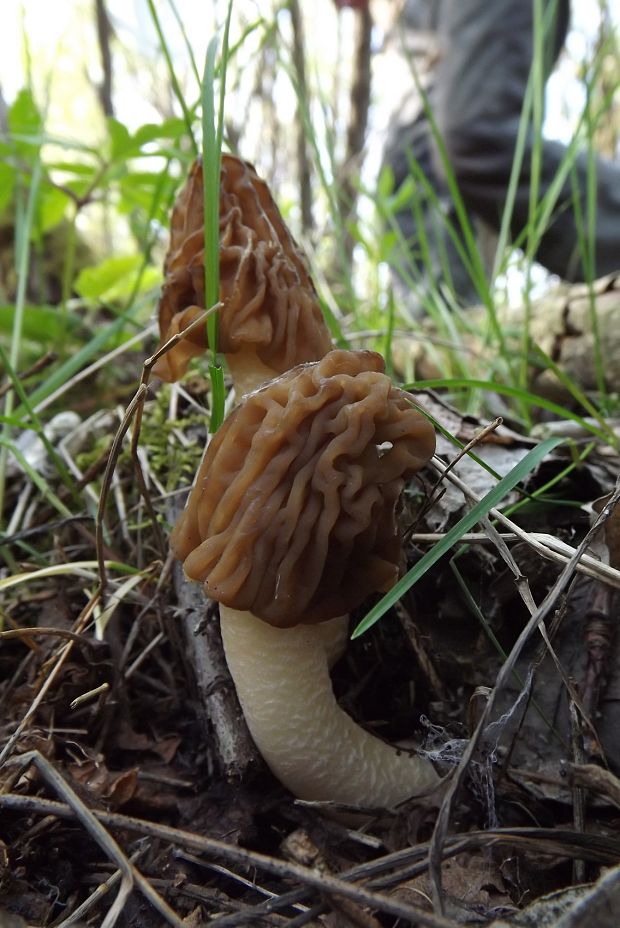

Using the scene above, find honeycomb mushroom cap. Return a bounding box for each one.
[172,349,436,627]
[153,154,332,382]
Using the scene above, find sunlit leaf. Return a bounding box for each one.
[0,163,16,212]
[118,171,176,216]
[36,185,71,235]
[107,117,133,160]
[75,254,160,302]
[7,88,43,158]
[133,117,187,147]
[0,304,80,342]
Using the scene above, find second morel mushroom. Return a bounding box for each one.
[153,154,332,395]
[172,349,439,809]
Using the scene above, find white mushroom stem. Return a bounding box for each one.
[219,606,439,809]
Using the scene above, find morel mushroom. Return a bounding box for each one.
[153,154,332,395]
[172,349,439,809]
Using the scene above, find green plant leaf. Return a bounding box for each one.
[0,304,81,343]
[118,171,176,216]
[133,117,187,147]
[0,163,16,213]
[107,117,133,160]
[12,303,145,418]
[75,254,160,302]
[7,88,43,158]
[36,185,71,235]
[351,436,564,639]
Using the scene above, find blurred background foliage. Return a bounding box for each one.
[0,0,619,516]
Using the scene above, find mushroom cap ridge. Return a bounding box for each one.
[171,349,436,627]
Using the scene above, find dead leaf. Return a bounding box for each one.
[392,851,512,918]
[152,735,181,763]
[106,767,139,807]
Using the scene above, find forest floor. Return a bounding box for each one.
[2,330,620,928]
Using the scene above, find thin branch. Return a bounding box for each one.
[287,0,313,233]
[5,752,183,927]
[94,0,115,119]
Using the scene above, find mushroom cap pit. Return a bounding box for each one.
[172,349,436,627]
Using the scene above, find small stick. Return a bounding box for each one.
[0,789,458,928]
[55,846,145,928]
[0,627,98,648]
[96,383,150,597]
[0,351,57,398]
[70,682,110,709]
[6,751,184,928]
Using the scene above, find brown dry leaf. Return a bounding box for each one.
[106,767,139,808]
[113,719,155,753]
[68,758,109,796]
[418,392,534,449]
[152,734,182,763]
[409,391,535,531]
[67,755,138,808]
[392,851,512,917]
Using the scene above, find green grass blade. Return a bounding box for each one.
[0,344,74,490]
[202,0,233,432]
[145,0,198,155]
[409,377,613,443]
[0,157,43,525]
[12,307,145,418]
[0,438,72,520]
[351,436,564,638]
[165,0,202,90]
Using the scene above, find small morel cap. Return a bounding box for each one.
[172,349,436,627]
[153,154,332,382]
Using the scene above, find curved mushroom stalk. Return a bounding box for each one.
[219,607,438,808]
[172,350,440,808]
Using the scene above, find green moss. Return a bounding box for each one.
[134,389,207,492]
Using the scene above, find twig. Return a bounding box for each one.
[5,752,184,928]
[97,305,222,597]
[0,627,99,648]
[3,792,620,926]
[96,382,151,596]
[33,324,157,416]
[124,631,164,678]
[168,557,257,779]
[55,845,146,928]
[0,791,458,928]
[564,762,620,810]
[0,351,57,399]
[70,682,110,709]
